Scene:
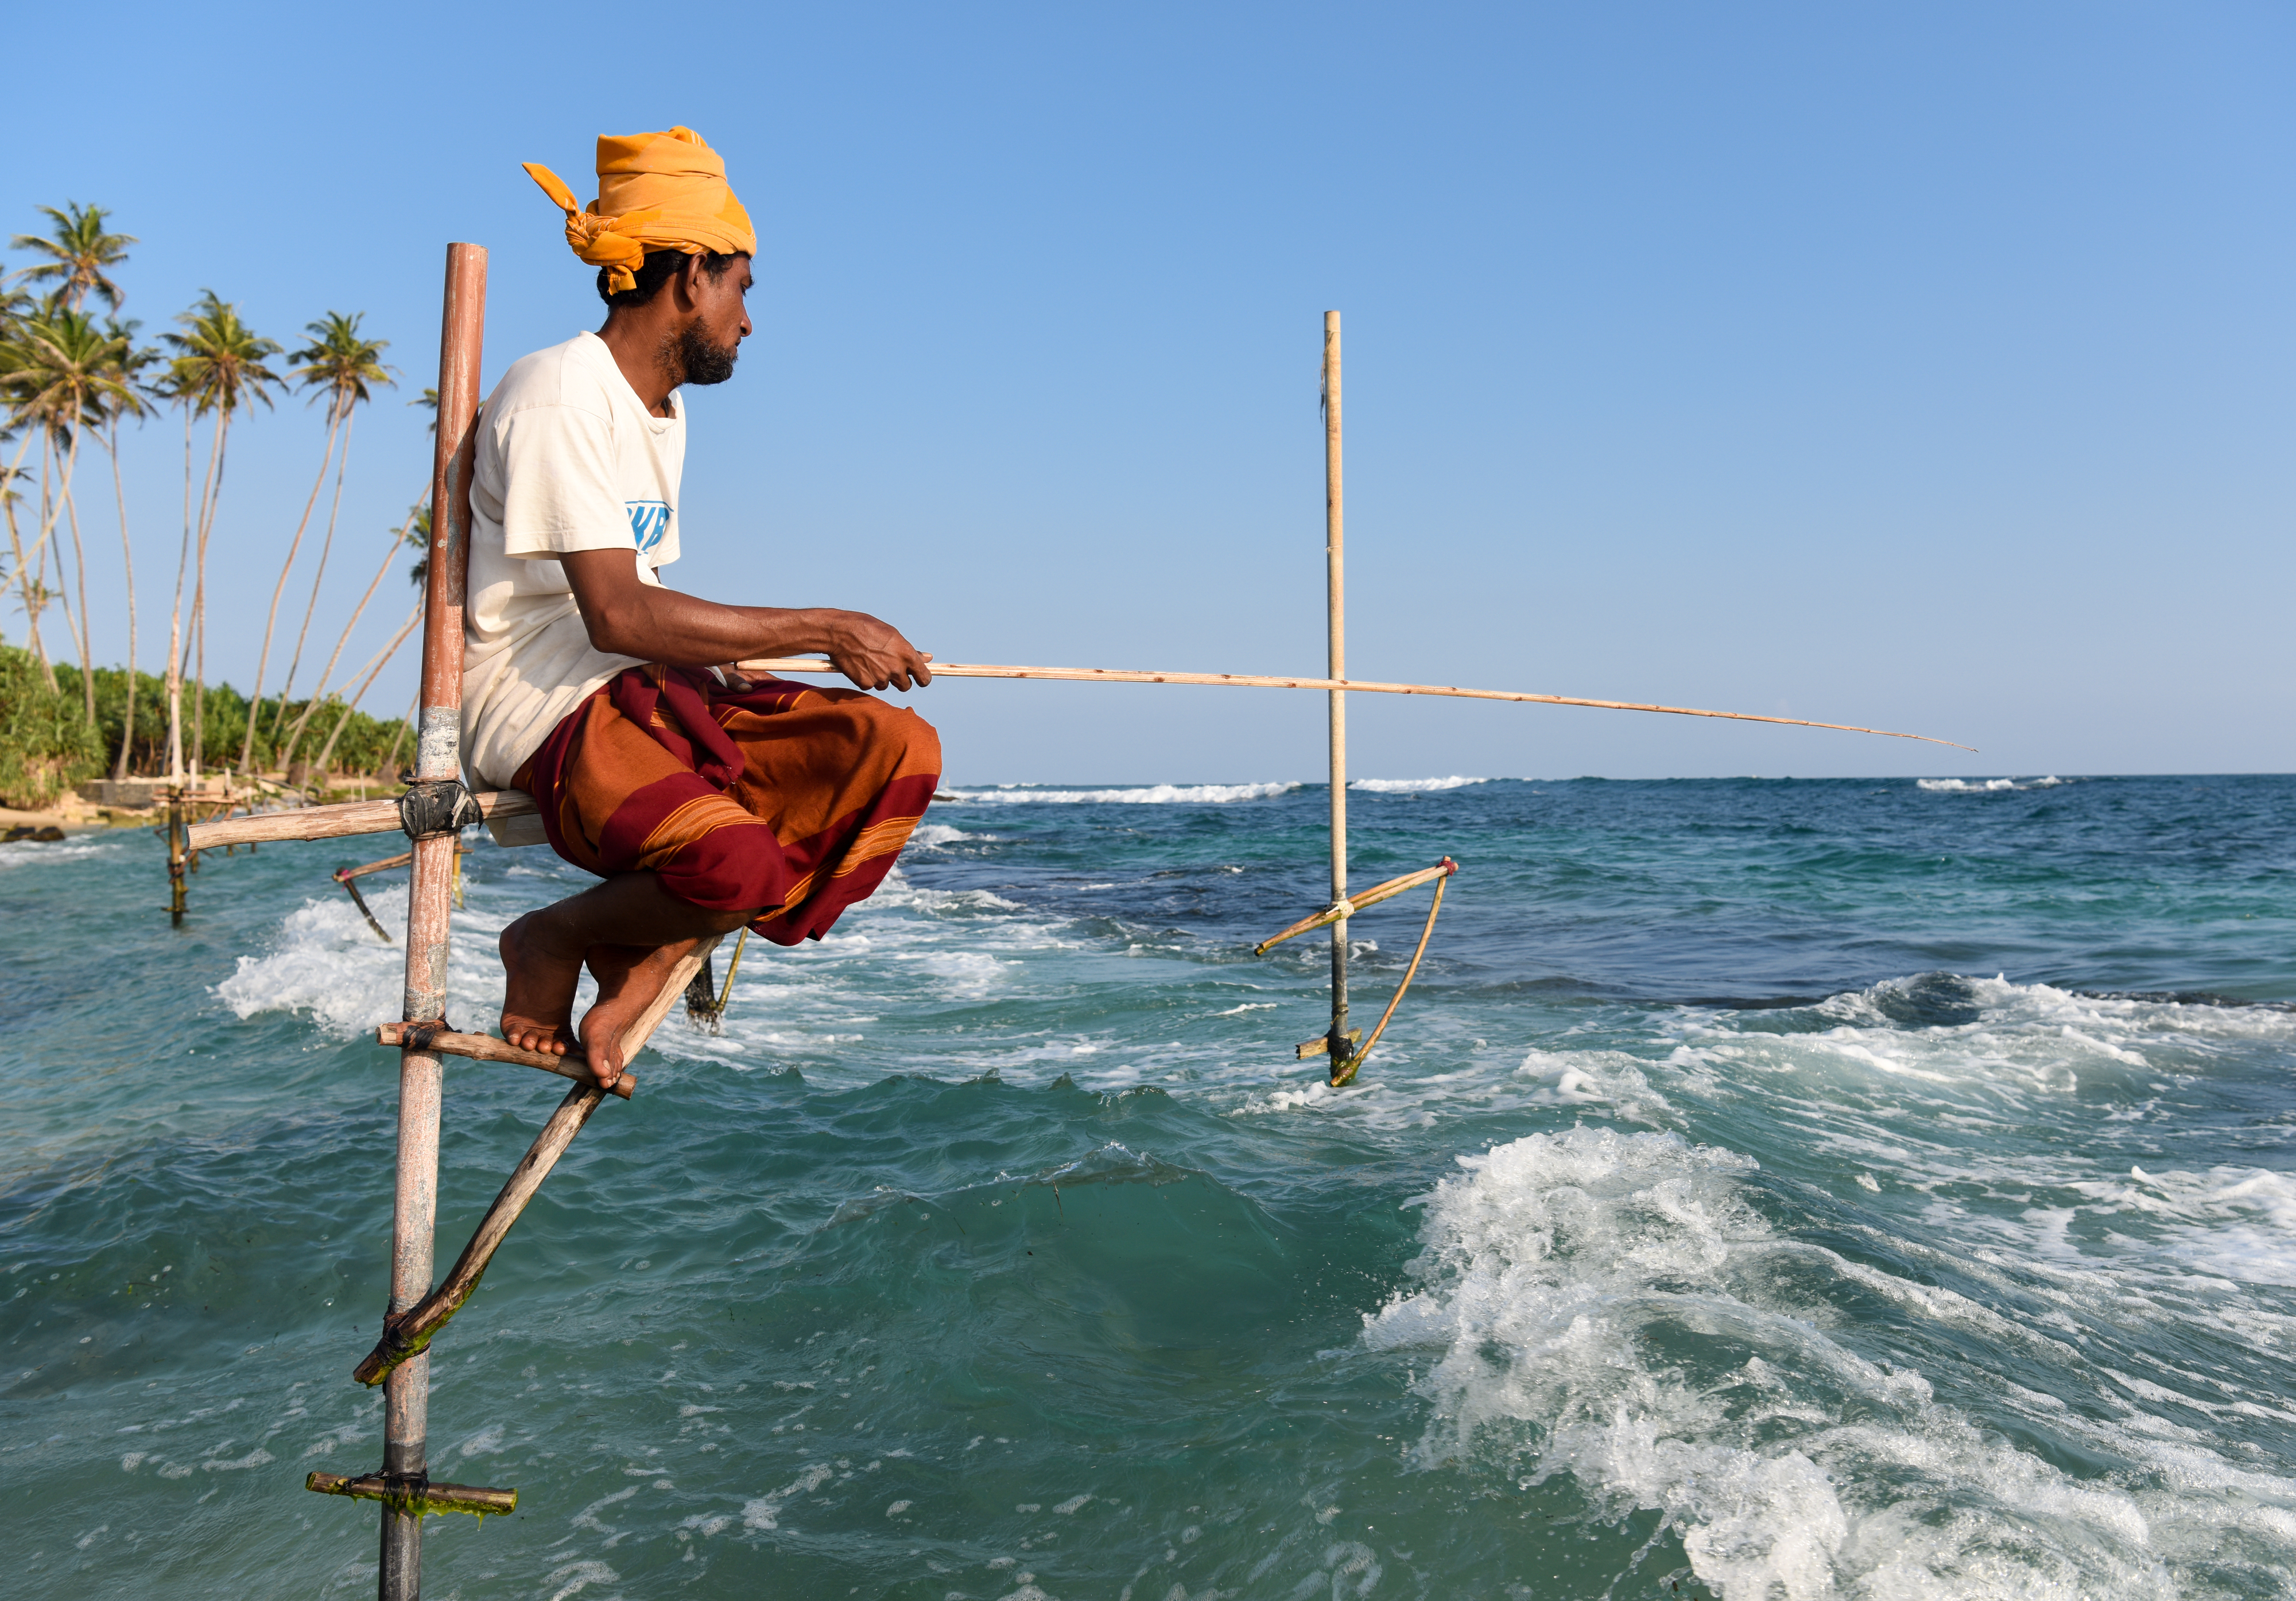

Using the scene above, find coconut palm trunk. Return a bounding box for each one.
[269,313,393,745]
[278,488,425,777]
[107,419,137,780]
[270,406,356,743]
[165,406,195,783]
[158,290,282,786]
[308,604,420,781]
[188,408,230,778]
[0,430,51,688]
[54,428,98,728]
[16,432,59,687]
[237,403,342,775]
[36,433,94,706]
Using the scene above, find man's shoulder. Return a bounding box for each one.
[488,333,620,422]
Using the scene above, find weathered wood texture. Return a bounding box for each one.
[184,788,534,852]
[379,239,487,1601]
[1324,310,1350,1066]
[375,1023,636,1099]
[307,1471,517,1518]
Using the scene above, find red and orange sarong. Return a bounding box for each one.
[516,665,940,945]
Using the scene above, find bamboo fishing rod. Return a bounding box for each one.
[185,657,1969,856]
[734,658,1975,751]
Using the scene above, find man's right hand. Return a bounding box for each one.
[824,612,933,692]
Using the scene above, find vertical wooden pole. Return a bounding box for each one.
[1323,311,1349,1067]
[379,242,486,1601]
[166,793,187,924]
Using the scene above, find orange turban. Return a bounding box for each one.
[523,126,757,295]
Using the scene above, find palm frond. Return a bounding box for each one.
[156,290,284,419]
[8,203,137,312]
[288,309,396,420]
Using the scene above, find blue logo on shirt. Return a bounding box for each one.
[626,500,672,553]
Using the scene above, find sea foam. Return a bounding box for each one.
[1364,1124,2287,1599]
[1349,776,1488,794]
[1916,776,2065,792]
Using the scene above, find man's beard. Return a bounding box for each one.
[670,319,739,387]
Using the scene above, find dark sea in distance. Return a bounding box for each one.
[5,772,2296,1599]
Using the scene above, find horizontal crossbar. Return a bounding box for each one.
[378,1022,633,1099]
[305,1471,515,1518]
[185,789,536,852]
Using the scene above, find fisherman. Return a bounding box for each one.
[462,125,940,1089]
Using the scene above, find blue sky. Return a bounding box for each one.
[7,2,2291,783]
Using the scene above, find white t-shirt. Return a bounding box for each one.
[461,332,684,787]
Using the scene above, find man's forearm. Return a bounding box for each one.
[559,547,931,691]
[583,582,870,666]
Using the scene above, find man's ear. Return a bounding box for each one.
[673,252,706,309]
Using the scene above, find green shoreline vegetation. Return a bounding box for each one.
[0,642,410,809]
[3,201,426,813]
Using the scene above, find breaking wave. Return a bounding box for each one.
[1917,776,2066,793]
[1365,1123,2296,1599]
[1350,776,1488,794]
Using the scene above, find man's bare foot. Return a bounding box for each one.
[577,938,708,1087]
[500,911,584,1058]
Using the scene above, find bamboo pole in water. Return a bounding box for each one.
[378,241,485,1601]
[1322,311,1350,1071]
[165,795,187,924]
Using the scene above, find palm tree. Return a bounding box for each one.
[0,282,57,679]
[10,203,135,313]
[308,603,421,782]
[102,321,157,779]
[278,496,427,781]
[6,303,135,727]
[278,387,436,780]
[244,312,393,775]
[160,291,280,779]
[154,368,195,780]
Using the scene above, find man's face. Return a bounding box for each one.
[677,256,754,387]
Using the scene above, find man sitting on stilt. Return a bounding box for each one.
[463,126,940,1089]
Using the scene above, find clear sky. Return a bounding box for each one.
[7,2,2290,784]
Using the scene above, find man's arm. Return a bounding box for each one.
[560,547,933,691]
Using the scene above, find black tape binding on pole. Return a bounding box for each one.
[398,779,479,842]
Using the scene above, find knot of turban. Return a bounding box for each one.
[524,126,756,295]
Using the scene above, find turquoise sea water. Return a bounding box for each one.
[6,774,2296,1599]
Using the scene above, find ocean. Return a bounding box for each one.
[5,773,2296,1599]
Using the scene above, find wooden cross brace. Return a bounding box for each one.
[346,939,718,1390]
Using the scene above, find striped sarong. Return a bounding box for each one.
[517,664,940,945]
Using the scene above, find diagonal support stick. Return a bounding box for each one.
[354,939,718,1388]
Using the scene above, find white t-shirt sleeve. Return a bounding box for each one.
[495,402,639,558]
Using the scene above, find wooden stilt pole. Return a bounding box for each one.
[1323,311,1351,1081]
[165,792,187,924]
[378,240,486,1601]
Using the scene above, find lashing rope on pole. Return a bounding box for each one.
[685,925,751,1032]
